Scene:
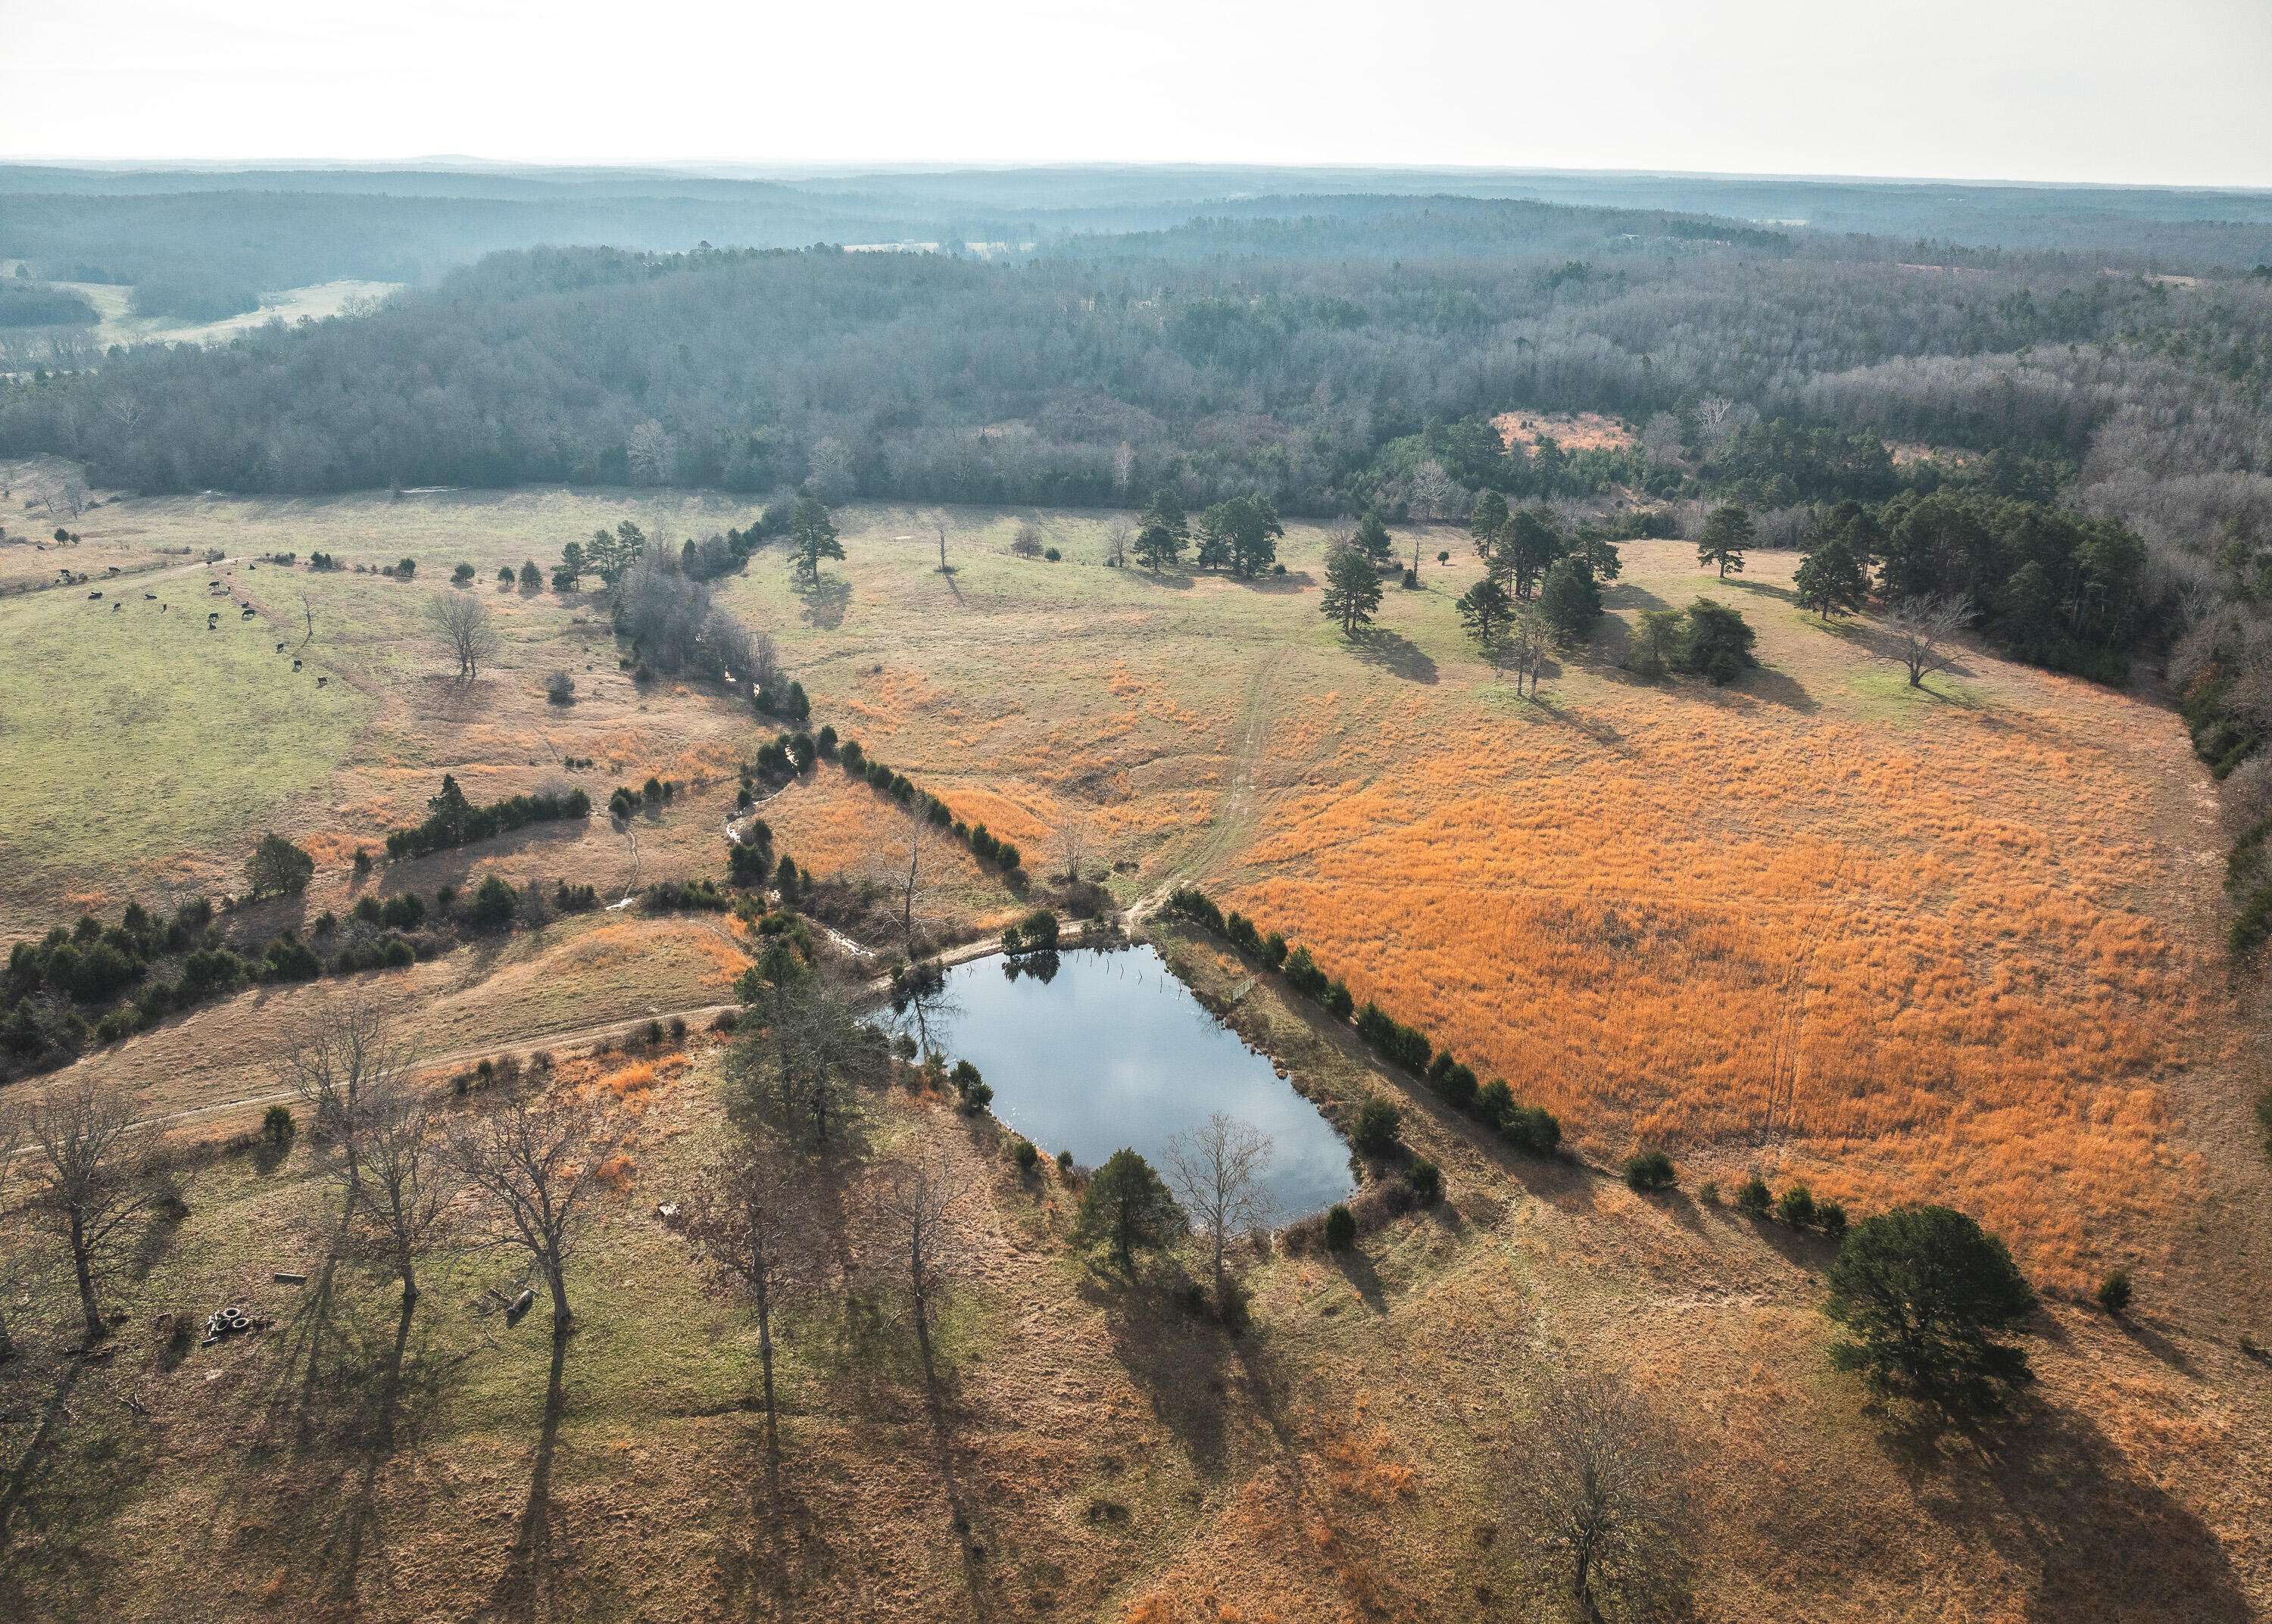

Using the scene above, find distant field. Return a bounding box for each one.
[52,277,400,348]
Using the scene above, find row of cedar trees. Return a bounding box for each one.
[835,736,1026,876]
[1165,887,1562,1158]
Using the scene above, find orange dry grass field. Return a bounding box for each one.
[1232,672,2204,1288]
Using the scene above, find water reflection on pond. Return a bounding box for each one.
[898,945,1356,1220]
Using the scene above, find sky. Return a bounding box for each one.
[4,0,2270,187]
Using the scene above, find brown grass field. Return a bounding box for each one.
[0,477,2267,1621]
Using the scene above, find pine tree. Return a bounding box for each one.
[427,774,473,846]
[1698,504,1753,578]
[1538,556,1604,646]
[1456,575,1515,646]
[1353,509,1394,566]
[1133,488,1189,572]
[1072,1149,1186,1273]
[1321,543,1384,634]
[1468,491,1509,556]
[787,498,843,586]
[1794,534,1869,622]
[1501,506,1568,598]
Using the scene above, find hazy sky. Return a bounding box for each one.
[5,0,2269,186]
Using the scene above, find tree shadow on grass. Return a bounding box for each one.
[1331,1245,1390,1315]
[1880,1398,2252,1622]
[484,1328,573,1624]
[711,1412,836,1624]
[1740,665,1821,714]
[0,1355,161,1619]
[1603,580,1671,612]
[2114,1313,2200,1379]
[1078,1265,1234,1479]
[1232,570,1315,594]
[1723,578,1796,606]
[794,575,850,631]
[1347,628,1438,684]
[1673,662,1817,714]
[1527,693,1631,754]
[220,1285,461,1613]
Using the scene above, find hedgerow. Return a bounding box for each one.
[1165,885,1561,1161]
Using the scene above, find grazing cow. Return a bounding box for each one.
[113,603,122,612]
[276,642,286,653]
[144,593,156,600]
[88,591,101,600]
[292,659,303,672]
[316,676,329,687]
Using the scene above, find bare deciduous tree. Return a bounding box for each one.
[1509,1361,1690,1624]
[1164,1113,1274,1314]
[354,1076,457,1304]
[1408,457,1459,527]
[448,1083,624,1333]
[932,511,953,573]
[886,815,946,955]
[685,1136,819,1470]
[1506,603,1552,698]
[1103,515,1133,569]
[27,1079,165,1342]
[276,997,407,1208]
[23,465,89,521]
[700,606,781,704]
[427,591,501,679]
[626,418,677,485]
[1884,593,1972,688]
[874,1149,969,1369]
[1050,812,1090,887]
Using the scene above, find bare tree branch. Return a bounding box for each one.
[27,1079,166,1342]
[1883,593,1972,689]
[448,1080,624,1334]
[1163,1113,1274,1314]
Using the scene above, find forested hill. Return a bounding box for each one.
[4,207,2267,531]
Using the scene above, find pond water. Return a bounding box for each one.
[900,945,1356,1220]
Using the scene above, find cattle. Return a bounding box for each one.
[145,593,156,600]
[276,642,286,653]
[88,591,102,600]
[316,676,329,687]
[292,659,303,672]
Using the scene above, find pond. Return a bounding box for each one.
[900,945,1356,1220]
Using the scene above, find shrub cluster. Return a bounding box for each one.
[383,775,590,860]
[643,877,731,913]
[1282,1176,1437,1255]
[1166,885,1562,1161]
[5,872,610,1078]
[1000,909,1060,953]
[1734,1172,1849,1236]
